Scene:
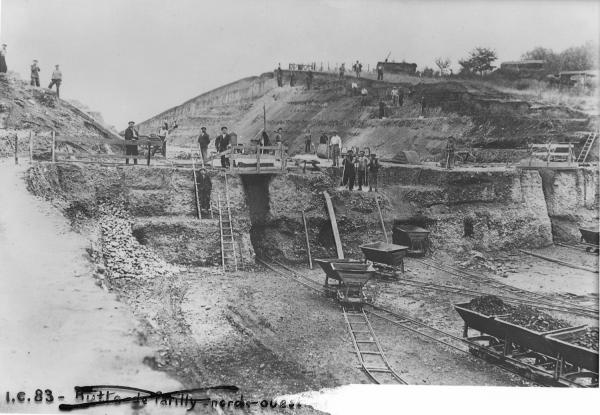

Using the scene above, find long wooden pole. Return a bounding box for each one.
[263,104,266,132]
[29,131,33,163]
[14,134,18,165]
[375,196,389,243]
[51,131,56,162]
[191,158,201,219]
[301,210,313,269]
[323,191,344,259]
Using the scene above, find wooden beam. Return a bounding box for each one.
[302,210,313,269]
[519,249,599,273]
[323,191,344,259]
[375,197,388,243]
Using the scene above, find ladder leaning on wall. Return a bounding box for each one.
[577,130,598,163]
[217,173,238,272]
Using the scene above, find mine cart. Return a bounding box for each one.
[330,262,375,307]
[392,224,430,257]
[359,241,408,272]
[454,302,597,385]
[314,258,364,289]
[579,227,599,246]
[547,327,599,378]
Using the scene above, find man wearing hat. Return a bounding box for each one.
[214,126,231,168]
[30,60,41,86]
[197,127,210,164]
[0,44,7,73]
[124,121,139,165]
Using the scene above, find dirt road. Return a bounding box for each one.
[0,160,180,413]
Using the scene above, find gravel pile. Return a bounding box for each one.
[569,327,599,351]
[502,305,572,332]
[466,295,515,315]
[98,202,181,284]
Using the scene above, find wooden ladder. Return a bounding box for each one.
[577,131,597,163]
[218,174,238,272]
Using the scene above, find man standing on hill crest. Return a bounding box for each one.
[48,64,62,98]
[30,60,41,87]
[276,63,283,87]
[377,63,384,80]
[0,44,7,73]
[198,126,210,164]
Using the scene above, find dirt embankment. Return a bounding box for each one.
[136,71,597,162]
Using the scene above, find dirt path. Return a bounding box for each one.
[0,160,180,413]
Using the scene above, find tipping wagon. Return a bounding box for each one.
[454,302,598,386]
[392,224,430,257]
[330,262,376,308]
[359,241,409,272]
[314,258,364,290]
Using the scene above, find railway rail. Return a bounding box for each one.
[394,278,598,319]
[411,258,598,315]
[343,308,408,384]
[556,242,599,255]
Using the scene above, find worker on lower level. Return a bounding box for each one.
[195,168,212,217]
[124,121,139,165]
[368,153,380,192]
[342,151,356,190]
[357,151,369,190]
[329,131,342,167]
[446,138,455,170]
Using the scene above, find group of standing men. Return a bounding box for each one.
[341,150,381,192]
[30,60,63,97]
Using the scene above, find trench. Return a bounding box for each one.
[240,174,274,258]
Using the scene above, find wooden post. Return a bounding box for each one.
[14,134,18,165]
[263,104,266,132]
[256,146,261,173]
[323,191,344,259]
[375,197,389,243]
[51,131,56,163]
[29,131,33,163]
[301,210,313,269]
[146,142,151,166]
[191,157,201,219]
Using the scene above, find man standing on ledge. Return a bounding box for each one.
[198,126,210,165]
[48,64,62,98]
[0,44,7,73]
[215,126,231,168]
[124,121,139,165]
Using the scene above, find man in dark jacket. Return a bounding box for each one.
[195,168,212,217]
[215,126,231,168]
[342,151,356,191]
[197,126,210,164]
[30,60,41,87]
[368,153,381,192]
[306,69,313,90]
[276,64,283,87]
[124,121,139,165]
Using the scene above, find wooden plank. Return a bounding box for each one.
[302,210,313,269]
[29,131,33,163]
[375,197,389,243]
[14,135,18,165]
[55,152,147,160]
[323,191,344,259]
[54,135,161,146]
[51,131,55,162]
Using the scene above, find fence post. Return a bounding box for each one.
[256,146,261,173]
[29,131,33,163]
[146,142,151,166]
[51,131,56,162]
[14,134,18,165]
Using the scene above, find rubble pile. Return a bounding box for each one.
[569,327,599,351]
[98,202,181,286]
[502,305,572,332]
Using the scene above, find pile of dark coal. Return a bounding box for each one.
[502,305,572,332]
[466,295,515,315]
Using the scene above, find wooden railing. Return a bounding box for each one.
[213,144,288,173]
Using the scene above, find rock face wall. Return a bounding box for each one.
[538,167,599,242]
[28,162,596,267]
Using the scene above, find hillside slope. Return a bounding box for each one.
[137,71,598,161]
[1,72,119,158]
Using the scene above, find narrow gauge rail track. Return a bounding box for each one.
[556,242,599,255]
[343,308,408,384]
[257,257,407,384]
[257,257,595,387]
[412,258,598,315]
[394,278,598,319]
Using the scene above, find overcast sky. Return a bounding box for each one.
[1,0,599,128]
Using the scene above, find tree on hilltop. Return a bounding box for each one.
[459,47,498,76]
[434,57,451,76]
